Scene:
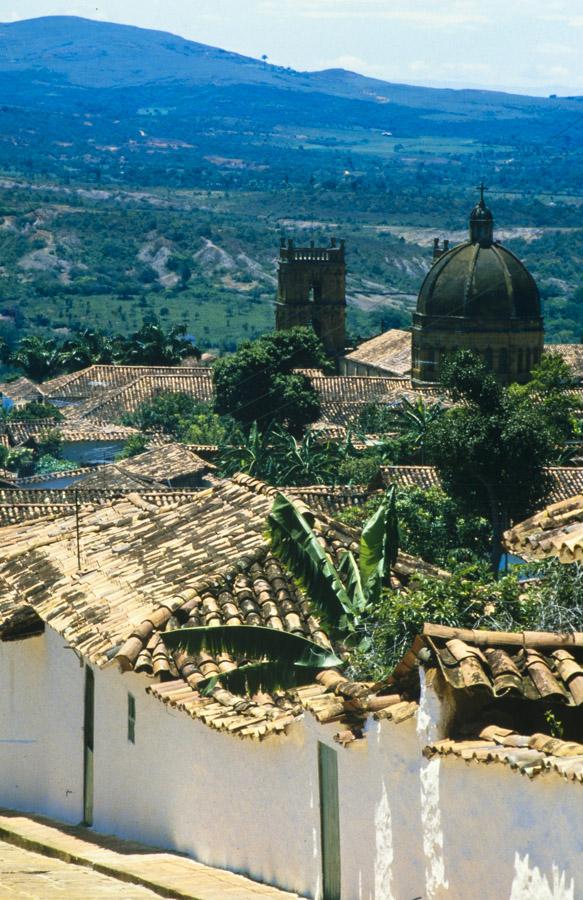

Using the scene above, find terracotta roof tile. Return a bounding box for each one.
[380,464,583,506]
[342,329,412,376]
[64,372,213,423]
[0,377,46,406]
[504,493,583,562]
[42,364,211,400]
[425,726,583,783]
[402,624,583,707]
[0,474,440,740]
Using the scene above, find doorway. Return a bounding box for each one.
[318,741,341,899]
[83,666,94,826]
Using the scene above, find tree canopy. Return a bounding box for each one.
[213,327,328,435]
[425,350,575,570]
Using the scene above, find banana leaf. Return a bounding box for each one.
[161,624,343,668]
[359,486,399,594]
[266,492,353,629]
[200,661,323,697]
[337,549,367,613]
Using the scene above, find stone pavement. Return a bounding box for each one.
[0,809,297,900]
[0,839,158,898]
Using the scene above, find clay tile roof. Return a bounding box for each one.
[342,329,412,376]
[4,420,140,447]
[379,465,583,506]
[64,372,213,423]
[307,375,442,427]
[551,344,583,381]
[377,465,442,492]
[120,443,212,483]
[504,494,583,562]
[0,486,204,526]
[425,728,583,782]
[411,623,583,707]
[70,466,161,491]
[42,364,211,401]
[0,377,46,406]
[72,445,210,491]
[284,485,374,518]
[0,473,441,740]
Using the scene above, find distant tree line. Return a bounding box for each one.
[1,317,200,380]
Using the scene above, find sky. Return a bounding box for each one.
[1,0,582,96]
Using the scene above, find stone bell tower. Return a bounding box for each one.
[275,238,346,355]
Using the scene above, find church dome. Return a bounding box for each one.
[417,191,540,321]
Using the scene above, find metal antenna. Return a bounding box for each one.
[75,489,82,571]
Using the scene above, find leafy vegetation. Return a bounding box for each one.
[1,319,199,380]
[213,328,328,435]
[425,350,579,570]
[162,489,399,693]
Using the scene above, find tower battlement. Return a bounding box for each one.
[275,238,346,355]
[279,238,345,264]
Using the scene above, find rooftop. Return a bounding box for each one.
[0,474,440,739]
[504,494,583,562]
[72,444,211,490]
[342,329,412,377]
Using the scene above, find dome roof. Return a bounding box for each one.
[417,194,540,320]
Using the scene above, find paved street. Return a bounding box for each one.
[0,838,159,898]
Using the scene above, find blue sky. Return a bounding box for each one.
[2,0,582,95]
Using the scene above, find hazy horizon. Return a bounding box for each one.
[2,2,582,97]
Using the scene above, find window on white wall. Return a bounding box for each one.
[128,693,136,744]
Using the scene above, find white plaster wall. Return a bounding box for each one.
[1,636,582,900]
[436,759,582,900]
[334,716,426,900]
[0,628,84,823]
[92,664,323,898]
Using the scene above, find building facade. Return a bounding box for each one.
[411,190,544,385]
[276,238,346,355]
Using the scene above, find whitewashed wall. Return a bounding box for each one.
[0,627,581,899]
[0,628,84,823]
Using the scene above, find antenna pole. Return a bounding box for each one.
[75,489,82,571]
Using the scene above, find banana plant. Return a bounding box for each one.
[161,488,399,695]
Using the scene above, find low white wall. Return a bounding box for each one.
[92,664,322,897]
[0,629,84,823]
[0,630,582,899]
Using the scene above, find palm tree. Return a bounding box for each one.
[162,489,399,694]
[393,397,444,463]
[59,329,115,371]
[10,336,62,380]
[119,319,199,366]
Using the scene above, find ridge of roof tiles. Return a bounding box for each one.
[504,493,583,562]
[390,625,583,707]
[425,725,583,783]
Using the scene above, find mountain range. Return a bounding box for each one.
[0,17,580,128]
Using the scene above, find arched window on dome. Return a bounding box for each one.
[526,349,532,371]
[484,348,493,371]
[498,348,508,373]
[517,349,524,373]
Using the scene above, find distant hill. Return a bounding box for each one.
[0,16,580,112]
